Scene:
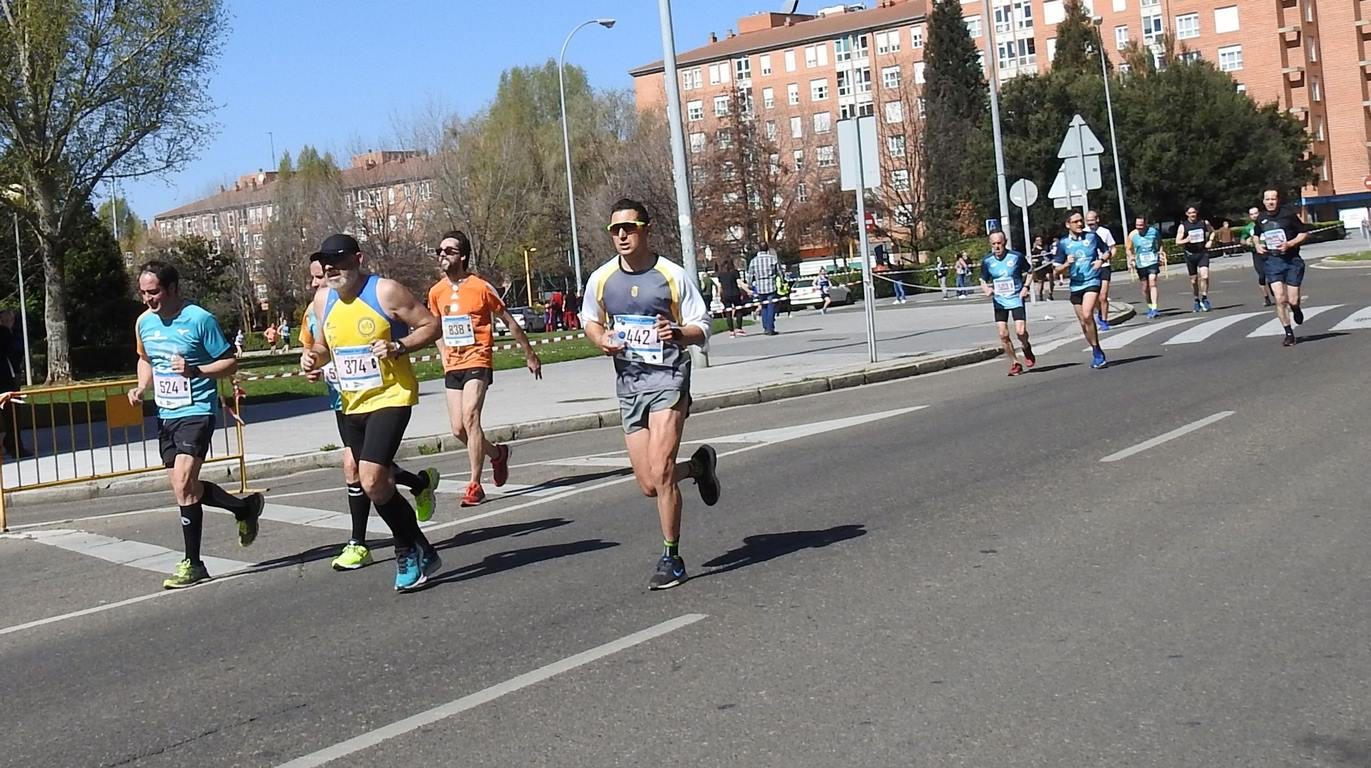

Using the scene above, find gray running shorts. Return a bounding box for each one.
[618,389,690,434]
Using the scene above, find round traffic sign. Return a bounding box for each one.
[1010,178,1038,207]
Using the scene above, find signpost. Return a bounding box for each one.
[1049,114,1105,216]
[838,114,880,363]
[1009,178,1038,256]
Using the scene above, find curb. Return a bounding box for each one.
[8,345,1005,505]
[1313,258,1371,269]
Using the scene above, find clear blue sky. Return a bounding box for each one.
[117,0,805,222]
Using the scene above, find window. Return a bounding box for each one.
[892,169,911,191]
[817,146,835,167]
[714,95,729,117]
[1044,0,1065,24]
[882,65,901,89]
[997,38,1037,69]
[765,120,778,140]
[1178,51,1202,63]
[716,129,732,149]
[813,112,832,133]
[760,54,772,75]
[793,149,805,170]
[915,62,926,84]
[1320,159,1328,181]
[910,25,924,49]
[1115,25,1129,49]
[1175,13,1199,39]
[837,68,871,96]
[994,1,1033,33]
[689,132,705,153]
[734,56,752,82]
[1213,6,1239,33]
[810,78,829,101]
[1305,1,1314,22]
[1046,38,1057,60]
[1315,116,1325,141]
[1233,81,1243,92]
[875,30,901,54]
[1217,44,1243,71]
[1112,0,1126,10]
[682,68,702,90]
[763,87,775,108]
[885,100,904,123]
[840,102,874,118]
[1312,76,1321,102]
[1141,11,1163,42]
[1140,0,1158,7]
[965,14,982,37]
[785,50,796,71]
[797,182,809,202]
[804,44,828,67]
[708,62,729,85]
[1308,39,1318,62]
[687,100,703,121]
[835,34,869,62]
[888,134,906,156]
[788,83,800,105]
[790,115,803,138]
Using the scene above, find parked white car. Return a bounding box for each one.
[494,306,547,335]
[787,277,852,309]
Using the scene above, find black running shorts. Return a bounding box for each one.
[993,305,1027,323]
[444,368,494,390]
[1184,251,1210,275]
[158,415,216,468]
[338,406,412,467]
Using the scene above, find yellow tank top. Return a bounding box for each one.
[321,274,418,413]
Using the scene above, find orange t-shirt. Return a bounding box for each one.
[427,275,505,371]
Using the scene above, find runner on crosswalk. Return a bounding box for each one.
[582,198,721,590]
[1175,205,1214,312]
[1054,212,1112,369]
[980,231,1036,376]
[1086,211,1117,331]
[1126,215,1164,318]
[1253,189,1311,347]
[427,230,542,508]
[129,261,265,589]
[1238,205,1274,307]
[300,234,444,591]
[300,260,440,572]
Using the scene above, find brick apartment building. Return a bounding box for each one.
[630,0,1371,232]
[152,150,439,302]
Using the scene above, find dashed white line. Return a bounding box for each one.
[1099,411,1235,463]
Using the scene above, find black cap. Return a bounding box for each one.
[310,233,360,261]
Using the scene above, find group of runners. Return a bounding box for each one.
[983,188,1312,374]
[131,198,720,593]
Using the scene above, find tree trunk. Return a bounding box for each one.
[40,234,72,383]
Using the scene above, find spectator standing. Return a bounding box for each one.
[954,252,970,298]
[277,316,290,354]
[747,240,781,335]
[715,257,749,337]
[548,289,564,332]
[233,328,245,357]
[935,257,950,299]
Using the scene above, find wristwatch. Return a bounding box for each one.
[391,340,408,356]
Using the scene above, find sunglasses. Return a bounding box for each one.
[1068,218,1084,224]
[435,246,464,257]
[606,220,648,235]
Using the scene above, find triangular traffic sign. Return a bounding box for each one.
[1057,114,1105,158]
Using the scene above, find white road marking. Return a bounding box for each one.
[434,482,565,498]
[274,613,708,768]
[1093,317,1196,350]
[1328,305,1371,332]
[1247,305,1342,336]
[1099,411,1235,463]
[540,455,634,468]
[1163,312,1267,344]
[2,528,252,574]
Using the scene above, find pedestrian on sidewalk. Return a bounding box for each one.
[1029,236,1050,302]
[582,198,720,590]
[428,229,542,507]
[129,261,265,589]
[715,256,748,336]
[748,240,781,335]
[890,268,907,304]
[954,252,970,298]
[233,328,245,357]
[277,316,290,354]
[935,257,950,299]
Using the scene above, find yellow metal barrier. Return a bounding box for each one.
[0,377,255,531]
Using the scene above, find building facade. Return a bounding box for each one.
[630,0,1371,229]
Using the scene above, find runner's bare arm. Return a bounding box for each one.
[584,319,623,355]
[375,278,440,357]
[191,355,238,379]
[129,352,153,405]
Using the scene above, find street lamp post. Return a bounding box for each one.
[982,0,1012,242]
[1092,18,1128,230]
[522,246,538,307]
[558,18,616,294]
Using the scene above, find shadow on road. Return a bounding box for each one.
[1293,332,1348,344]
[698,524,867,577]
[1104,354,1162,368]
[433,518,574,550]
[1028,362,1080,374]
[420,538,619,590]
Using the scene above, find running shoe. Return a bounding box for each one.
[461,481,486,507]
[1263,297,1273,307]
[331,541,373,571]
[691,445,720,507]
[1091,349,1108,369]
[1096,317,1111,331]
[1022,345,1036,368]
[1008,362,1024,377]
[1282,333,1296,347]
[491,444,510,487]
[1200,297,1212,312]
[394,548,423,592]
[648,555,688,590]
[1146,308,1160,319]
[413,467,440,522]
[420,547,443,581]
[238,492,265,548]
[163,559,210,589]
[1292,305,1304,325]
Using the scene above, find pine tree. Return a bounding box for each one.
[922,0,989,240]
[1052,0,1107,76]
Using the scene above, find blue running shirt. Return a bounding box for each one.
[1130,226,1162,268]
[1054,232,1109,290]
[135,303,232,420]
[980,250,1030,309]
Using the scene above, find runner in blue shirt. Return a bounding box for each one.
[1126,215,1164,318]
[1053,212,1112,369]
[129,261,265,589]
[979,231,1036,376]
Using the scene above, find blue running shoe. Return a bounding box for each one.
[1200,297,1212,312]
[1096,317,1111,331]
[648,555,688,590]
[1193,300,1202,313]
[1147,308,1160,319]
[1091,349,1108,369]
[420,547,442,580]
[394,548,422,592]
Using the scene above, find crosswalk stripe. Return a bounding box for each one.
[1096,318,1197,350]
[1329,305,1371,332]
[11,528,252,574]
[1164,311,1268,344]
[435,482,565,498]
[1247,305,1343,337]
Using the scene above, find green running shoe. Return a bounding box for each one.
[163,559,210,589]
[331,542,373,571]
[414,467,440,522]
[238,492,265,547]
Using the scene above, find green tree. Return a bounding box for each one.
[96,197,144,256]
[147,235,242,329]
[263,145,346,323]
[1052,0,1107,76]
[0,0,226,382]
[922,0,990,241]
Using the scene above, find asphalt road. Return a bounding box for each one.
[3,258,1370,767]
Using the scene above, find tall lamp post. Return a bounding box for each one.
[2,184,32,386]
[1091,17,1128,229]
[522,246,538,307]
[558,18,616,294]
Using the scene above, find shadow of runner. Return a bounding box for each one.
[1102,354,1161,367]
[419,538,618,590]
[1293,332,1347,344]
[697,524,867,577]
[1027,362,1080,374]
[432,518,573,550]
